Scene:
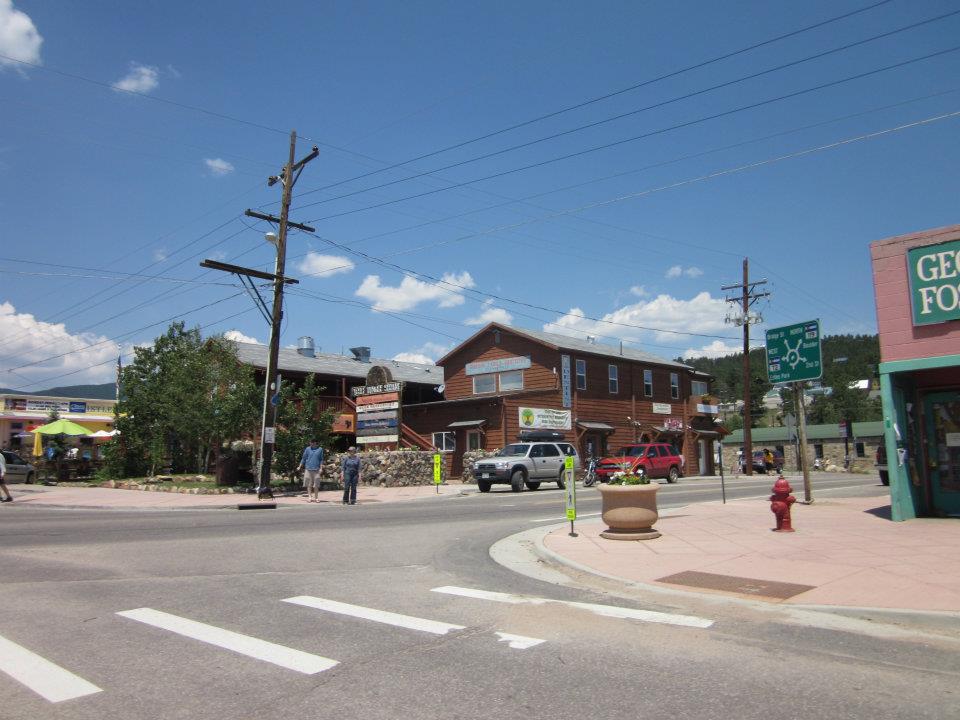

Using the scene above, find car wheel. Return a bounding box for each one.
[525,481,541,491]
[25,472,34,485]
[667,466,679,483]
[477,479,491,492]
[879,470,889,486]
[510,469,526,492]
[556,469,566,490]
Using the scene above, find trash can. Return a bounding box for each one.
[215,452,238,486]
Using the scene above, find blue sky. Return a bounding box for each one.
[2,0,960,390]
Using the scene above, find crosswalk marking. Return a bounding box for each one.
[431,586,714,629]
[495,632,545,649]
[283,596,465,635]
[0,633,102,703]
[116,608,338,675]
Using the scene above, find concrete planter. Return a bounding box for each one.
[598,483,661,540]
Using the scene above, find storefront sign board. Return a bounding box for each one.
[465,356,531,376]
[652,403,672,414]
[908,238,960,326]
[561,354,572,408]
[518,406,571,430]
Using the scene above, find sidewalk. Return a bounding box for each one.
[1,482,471,509]
[542,495,960,613]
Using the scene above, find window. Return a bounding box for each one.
[855,442,866,458]
[608,364,619,394]
[643,369,653,397]
[467,431,482,451]
[473,374,496,394]
[499,370,523,392]
[670,372,680,399]
[432,432,455,452]
[814,444,824,459]
[691,380,709,396]
[575,359,586,390]
[540,444,560,457]
[557,443,577,457]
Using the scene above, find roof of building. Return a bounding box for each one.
[722,421,884,444]
[230,342,441,386]
[439,323,690,370]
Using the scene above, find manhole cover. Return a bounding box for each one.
[655,570,815,600]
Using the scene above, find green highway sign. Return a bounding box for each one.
[765,320,822,384]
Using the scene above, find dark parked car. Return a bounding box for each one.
[752,449,784,474]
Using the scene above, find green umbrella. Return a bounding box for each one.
[34,419,94,436]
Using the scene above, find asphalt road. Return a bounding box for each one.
[2,474,957,720]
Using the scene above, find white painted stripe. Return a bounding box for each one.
[283,596,465,635]
[495,632,545,649]
[431,586,713,629]
[0,634,102,703]
[116,608,337,674]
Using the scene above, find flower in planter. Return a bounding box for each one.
[608,469,649,485]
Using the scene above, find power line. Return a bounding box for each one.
[303,44,960,224]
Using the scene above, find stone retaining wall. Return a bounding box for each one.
[321,450,443,487]
[460,449,499,482]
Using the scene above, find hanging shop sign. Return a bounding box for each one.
[518,406,572,430]
[352,376,403,445]
[560,354,572,408]
[652,402,672,414]
[908,238,960,326]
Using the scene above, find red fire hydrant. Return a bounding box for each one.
[769,476,796,532]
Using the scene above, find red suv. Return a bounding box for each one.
[595,443,683,483]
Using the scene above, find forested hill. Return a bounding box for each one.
[680,334,880,403]
[0,382,116,399]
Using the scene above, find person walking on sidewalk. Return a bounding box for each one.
[0,452,13,503]
[298,439,325,503]
[341,446,361,505]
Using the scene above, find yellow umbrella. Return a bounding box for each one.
[32,430,42,457]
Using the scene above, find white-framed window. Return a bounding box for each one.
[608,364,619,394]
[575,359,586,390]
[467,431,483,451]
[643,369,653,397]
[473,374,496,394]
[432,432,455,452]
[670,372,680,399]
[691,380,709,396]
[499,370,523,392]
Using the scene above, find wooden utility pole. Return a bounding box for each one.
[200,131,318,499]
[722,258,769,476]
[795,381,812,502]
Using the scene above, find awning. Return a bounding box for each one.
[576,421,615,432]
[690,429,722,439]
[448,419,487,429]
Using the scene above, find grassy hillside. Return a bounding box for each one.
[0,382,116,400]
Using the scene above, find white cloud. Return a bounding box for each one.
[666,265,683,279]
[355,271,474,312]
[152,248,167,262]
[629,285,649,297]
[392,352,435,365]
[666,265,704,279]
[465,299,513,326]
[544,292,729,345]
[204,158,235,176]
[223,330,259,345]
[112,63,159,93]
[0,301,121,389]
[682,339,742,359]
[297,251,354,277]
[0,1,42,70]
[392,341,452,365]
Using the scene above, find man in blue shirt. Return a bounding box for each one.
[298,439,325,503]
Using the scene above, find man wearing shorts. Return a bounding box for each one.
[298,439,325,503]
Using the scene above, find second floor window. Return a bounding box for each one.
[575,359,586,390]
[608,364,619,394]
[643,369,653,397]
[691,380,709,396]
[499,370,523,391]
[670,372,680,399]
[473,374,496,394]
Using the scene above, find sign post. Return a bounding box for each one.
[564,456,577,537]
[767,321,822,504]
[433,453,442,494]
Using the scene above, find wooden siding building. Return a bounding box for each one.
[403,323,725,476]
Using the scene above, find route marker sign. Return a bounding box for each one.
[433,453,442,491]
[564,455,576,530]
[765,320,822,384]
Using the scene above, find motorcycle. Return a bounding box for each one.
[583,456,599,487]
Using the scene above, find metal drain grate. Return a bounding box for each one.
[655,570,815,600]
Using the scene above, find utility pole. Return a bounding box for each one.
[795,381,812,502]
[722,258,769,476]
[200,131,318,499]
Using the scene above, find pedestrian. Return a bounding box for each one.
[763,448,774,472]
[0,452,13,503]
[736,447,744,474]
[298,439,325,503]
[341,446,361,505]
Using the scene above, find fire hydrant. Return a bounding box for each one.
[769,476,796,532]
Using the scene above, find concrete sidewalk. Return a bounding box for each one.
[1,482,472,509]
[542,495,960,614]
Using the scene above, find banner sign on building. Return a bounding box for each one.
[518,406,572,430]
[652,402,672,414]
[696,403,719,414]
[3,397,113,416]
[560,354,572,408]
[907,239,960,326]
[351,382,402,397]
[465,356,531,376]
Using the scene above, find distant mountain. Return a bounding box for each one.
[0,382,116,400]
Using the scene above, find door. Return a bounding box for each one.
[924,391,960,516]
[530,444,562,479]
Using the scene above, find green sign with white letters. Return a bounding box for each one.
[766,320,822,384]
[908,239,960,326]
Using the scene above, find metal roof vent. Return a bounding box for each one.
[350,346,371,363]
[297,336,316,358]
